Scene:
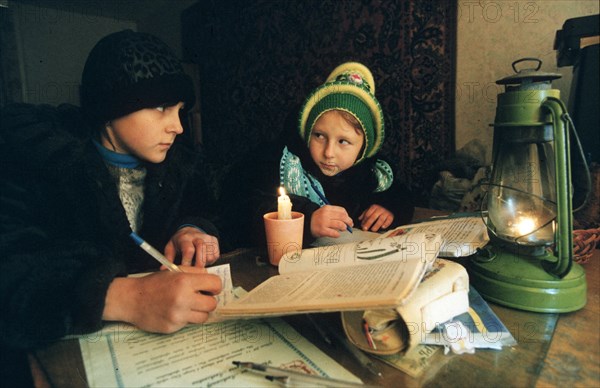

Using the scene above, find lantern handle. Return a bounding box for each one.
[512,57,542,73]
[541,97,572,278]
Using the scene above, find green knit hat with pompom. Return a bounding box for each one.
[298,62,384,163]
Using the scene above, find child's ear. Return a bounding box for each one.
[357,138,366,161]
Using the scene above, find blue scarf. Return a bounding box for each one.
[93,139,141,168]
[279,146,393,205]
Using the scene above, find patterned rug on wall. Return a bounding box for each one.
[183,0,456,205]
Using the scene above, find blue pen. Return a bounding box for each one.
[130,232,183,272]
[308,179,353,234]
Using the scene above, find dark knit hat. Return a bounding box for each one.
[299,62,384,163]
[80,29,195,127]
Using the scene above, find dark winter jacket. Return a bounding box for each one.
[219,127,414,250]
[0,103,219,350]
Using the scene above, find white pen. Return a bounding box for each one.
[129,232,183,272]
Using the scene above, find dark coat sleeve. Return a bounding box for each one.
[143,141,220,246]
[365,177,415,228]
[178,148,221,238]
[0,104,127,349]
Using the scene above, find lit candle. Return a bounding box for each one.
[278,187,292,220]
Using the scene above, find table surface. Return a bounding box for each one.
[30,209,600,387]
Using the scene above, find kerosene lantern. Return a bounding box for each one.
[469,58,587,312]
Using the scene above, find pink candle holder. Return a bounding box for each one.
[263,211,304,266]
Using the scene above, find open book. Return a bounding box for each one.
[312,215,489,258]
[218,233,443,318]
[381,216,489,257]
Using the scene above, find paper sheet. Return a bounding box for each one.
[377,344,442,378]
[80,317,361,387]
[421,286,517,350]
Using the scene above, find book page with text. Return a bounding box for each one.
[219,234,442,317]
[219,259,428,316]
[381,217,489,257]
[279,233,441,274]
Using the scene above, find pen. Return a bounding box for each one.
[233,361,366,387]
[326,327,383,378]
[308,178,353,234]
[129,232,183,272]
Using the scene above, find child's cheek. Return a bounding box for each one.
[308,142,320,163]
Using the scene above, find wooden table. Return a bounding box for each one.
[30,210,600,387]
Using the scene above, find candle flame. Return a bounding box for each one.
[279,187,286,196]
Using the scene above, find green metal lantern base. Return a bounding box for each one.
[469,245,587,313]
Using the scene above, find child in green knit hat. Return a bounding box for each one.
[280,62,407,238]
[221,62,414,248]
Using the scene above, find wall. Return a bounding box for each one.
[455,0,599,163]
[7,0,597,165]
[136,0,196,59]
[6,0,194,107]
[182,0,457,203]
[10,1,136,106]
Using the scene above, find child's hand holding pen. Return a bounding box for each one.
[120,233,222,332]
[104,267,222,333]
[310,205,354,238]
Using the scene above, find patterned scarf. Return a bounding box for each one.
[279,146,393,205]
[94,140,146,232]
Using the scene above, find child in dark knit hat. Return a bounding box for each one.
[0,30,222,381]
[220,62,414,250]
